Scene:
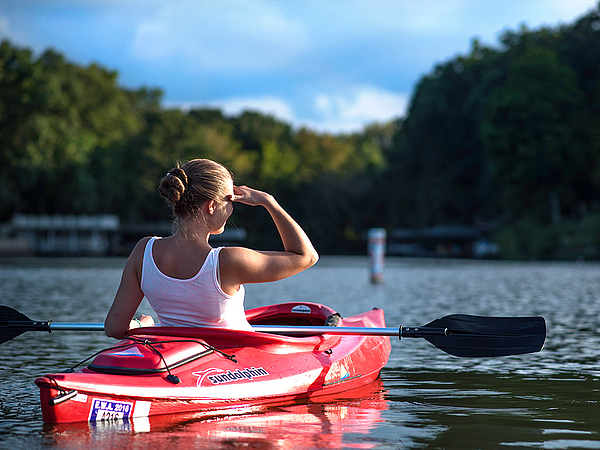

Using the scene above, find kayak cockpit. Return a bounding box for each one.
[123,302,344,353]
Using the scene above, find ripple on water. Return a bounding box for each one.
[2,257,600,448]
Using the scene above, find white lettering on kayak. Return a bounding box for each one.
[193,367,269,386]
[74,393,88,403]
[193,368,224,387]
[291,305,312,314]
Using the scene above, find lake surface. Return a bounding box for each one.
[0,256,599,449]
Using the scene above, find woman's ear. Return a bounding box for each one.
[206,200,217,215]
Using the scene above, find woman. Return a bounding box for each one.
[105,158,318,339]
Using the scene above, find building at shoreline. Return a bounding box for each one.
[1,214,246,256]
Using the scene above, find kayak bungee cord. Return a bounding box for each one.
[63,337,237,385]
[128,337,238,363]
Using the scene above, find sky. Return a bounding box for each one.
[0,0,598,134]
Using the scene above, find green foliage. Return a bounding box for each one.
[389,38,506,229]
[482,46,584,223]
[3,4,600,257]
[0,39,387,252]
[494,220,560,260]
[388,5,600,258]
[0,40,154,219]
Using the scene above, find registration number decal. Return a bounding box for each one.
[89,399,133,422]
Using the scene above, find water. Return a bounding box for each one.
[1,256,599,449]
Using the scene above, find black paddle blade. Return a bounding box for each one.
[422,314,546,357]
[0,305,45,344]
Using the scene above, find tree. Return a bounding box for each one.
[0,40,152,218]
[387,40,505,228]
[481,46,584,225]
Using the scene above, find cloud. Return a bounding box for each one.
[165,95,296,124]
[0,10,35,49]
[310,86,409,133]
[0,15,9,35]
[129,1,309,73]
[166,86,407,134]
[216,96,296,123]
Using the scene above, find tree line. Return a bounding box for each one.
[2,5,600,258]
[388,5,600,259]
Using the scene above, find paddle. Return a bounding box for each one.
[0,305,545,357]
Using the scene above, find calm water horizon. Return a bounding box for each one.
[1,256,599,449]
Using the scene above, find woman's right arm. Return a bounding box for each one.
[219,186,319,292]
[105,238,154,339]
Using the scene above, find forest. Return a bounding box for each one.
[2,5,600,259]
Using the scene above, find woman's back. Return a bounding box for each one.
[141,237,252,330]
[150,235,211,280]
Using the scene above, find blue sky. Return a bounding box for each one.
[0,0,597,134]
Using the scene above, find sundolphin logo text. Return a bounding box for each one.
[207,367,269,385]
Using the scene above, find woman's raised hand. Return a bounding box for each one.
[219,183,319,291]
[232,185,273,207]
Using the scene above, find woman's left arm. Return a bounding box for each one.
[105,238,154,339]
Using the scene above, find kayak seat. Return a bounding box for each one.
[246,302,339,328]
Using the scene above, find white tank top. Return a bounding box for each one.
[140,237,253,331]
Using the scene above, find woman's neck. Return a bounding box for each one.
[175,217,211,245]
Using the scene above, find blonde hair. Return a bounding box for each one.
[158,159,233,218]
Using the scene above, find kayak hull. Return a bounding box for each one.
[36,302,391,424]
[46,379,389,449]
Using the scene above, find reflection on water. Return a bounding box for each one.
[383,369,600,449]
[1,257,600,448]
[41,380,387,450]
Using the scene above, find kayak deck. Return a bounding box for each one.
[35,302,391,423]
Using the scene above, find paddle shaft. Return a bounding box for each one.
[1,305,546,356]
[5,321,448,337]
[254,325,448,337]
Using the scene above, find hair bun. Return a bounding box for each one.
[168,167,188,188]
[159,167,188,205]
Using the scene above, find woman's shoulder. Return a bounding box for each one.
[128,236,157,259]
[134,236,155,250]
[218,246,252,260]
[217,246,255,270]
[121,237,156,280]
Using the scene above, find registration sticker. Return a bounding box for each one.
[89,399,133,422]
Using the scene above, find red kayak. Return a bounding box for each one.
[35,302,391,424]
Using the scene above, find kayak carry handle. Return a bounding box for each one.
[49,389,78,406]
